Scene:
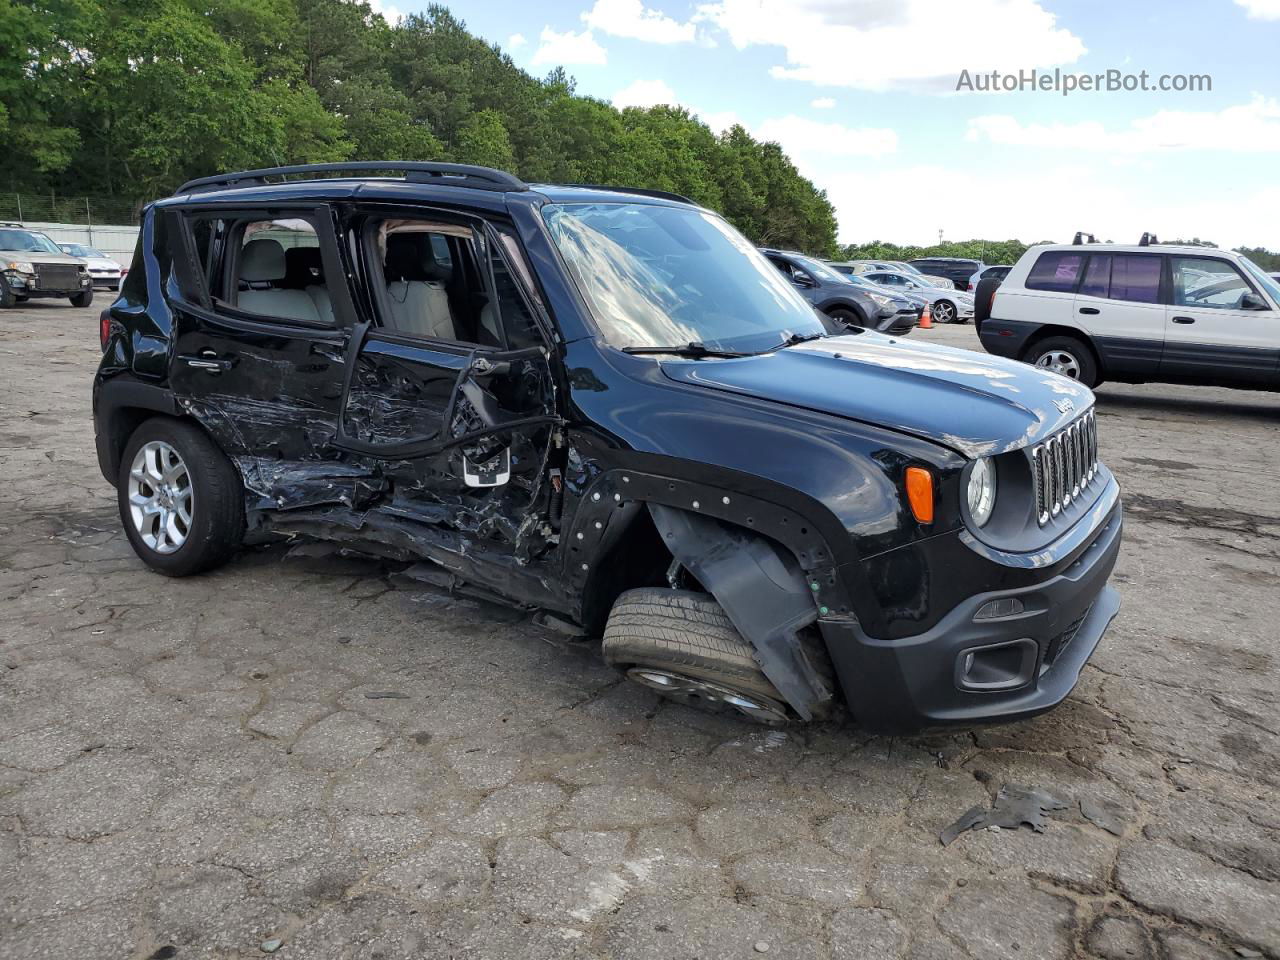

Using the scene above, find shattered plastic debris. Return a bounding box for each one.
[939,783,1068,846]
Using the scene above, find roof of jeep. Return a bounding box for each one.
[162,173,698,212]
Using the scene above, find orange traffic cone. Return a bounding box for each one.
[919,304,933,329]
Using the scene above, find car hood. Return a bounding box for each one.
[83,257,120,269]
[1,250,85,266]
[659,331,1092,458]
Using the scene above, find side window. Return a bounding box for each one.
[1079,255,1112,298]
[1109,254,1162,304]
[196,216,336,325]
[1025,252,1084,293]
[371,219,545,349]
[1171,257,1255,310]
[490,229,544,349]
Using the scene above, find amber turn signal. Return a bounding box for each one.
[904,466,935,524]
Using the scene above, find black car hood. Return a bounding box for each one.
[659,332,1092,458]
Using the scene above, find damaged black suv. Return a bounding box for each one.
[94,162,1122,731]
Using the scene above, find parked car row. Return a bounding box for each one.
[760,248,922,334]
[0,222,127,308]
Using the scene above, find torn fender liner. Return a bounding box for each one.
[647,503,831,720]
[939,783,1069,846]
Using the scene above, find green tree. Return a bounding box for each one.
[454,109,515,170]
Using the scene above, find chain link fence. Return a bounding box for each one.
[1,194,141,263]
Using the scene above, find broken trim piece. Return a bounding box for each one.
[647,503,832,720]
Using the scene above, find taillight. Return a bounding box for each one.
[99,310,111,351]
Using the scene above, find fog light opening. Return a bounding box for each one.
[956,638,1038,692]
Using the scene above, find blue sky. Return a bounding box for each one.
[373,0,1280,249]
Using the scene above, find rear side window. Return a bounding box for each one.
[1109,254,1162,303]
[1079,255,1111,298]
[1025,252,1084,292]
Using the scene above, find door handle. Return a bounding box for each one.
[179,353,233,373]
[1079,307,1100,315]
[1172,316,1196,324]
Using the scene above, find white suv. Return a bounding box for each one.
[978,240,1280,390]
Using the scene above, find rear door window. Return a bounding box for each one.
[1025,252,1085,292]
[1108,254,1163,304]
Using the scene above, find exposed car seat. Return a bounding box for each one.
[282,246,334,324]
[238,238,326,323]
[384,234,455,340]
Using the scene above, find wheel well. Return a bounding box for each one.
[579,507,675,635]
[1021,325,1103,373]
[101,408,216,485]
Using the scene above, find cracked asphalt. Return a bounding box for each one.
[1,301,1278,960]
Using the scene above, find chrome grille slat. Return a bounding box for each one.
[1031,412,1099,526]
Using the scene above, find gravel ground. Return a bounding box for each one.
[1,302,1277,960]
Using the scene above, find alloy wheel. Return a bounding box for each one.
[127,440,193,554]
[1034,350,1082,380]
[933,300,956,323]
[626,667,790,724]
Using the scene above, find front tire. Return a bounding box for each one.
[603,589,796,724]
[0,278,15,309]
[70,289,94,308]
[117,418,245,577]
[1024,336,1098,388]
[826,306,867,329]
[932,299,957,324]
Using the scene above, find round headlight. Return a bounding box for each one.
[967,458,997,526]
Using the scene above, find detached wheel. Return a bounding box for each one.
[70,289,94,308]
[1025,336,1098,388]
[932,299,957,324]
[118,418,245,576]
[603,588,797,725]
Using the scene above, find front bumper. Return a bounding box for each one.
[877,309,920,336]
[822,499,1122,732]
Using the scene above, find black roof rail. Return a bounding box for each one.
[1138,231,1157,246]
[173,162,528,196]
[562,183,696,205]
[1072,231,1097,245]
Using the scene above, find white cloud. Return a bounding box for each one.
[694,0,1084,90]
[699,110,742,133]
[366,0,404,25]
[531,27,608,66]
[823,161,1280,249]
[584,0,698,43]
[1235,0,1280,19]
[613,78,679,108]
[966,96,1280,154]
[507,33,528,49]
[810,97,836,109]
[755,115,899,161]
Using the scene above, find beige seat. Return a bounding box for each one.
[238,239,324,323]
[384,234,455,339]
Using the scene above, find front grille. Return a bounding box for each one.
[1031,411,1099,525]
[34,264,81,291]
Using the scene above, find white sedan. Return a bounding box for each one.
[57,243,125,289]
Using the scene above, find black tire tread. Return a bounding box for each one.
[1023,334,1099,388]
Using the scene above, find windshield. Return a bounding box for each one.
[0,229,61,254]
[60,244,105,257]
[1240,257,1280,303]
[792,254,853,284]
[544,203,825,352]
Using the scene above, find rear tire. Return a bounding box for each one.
[117,417,245,577]
[70,289,93,308]
[1023,335,1098,388]
[603,588,835,725]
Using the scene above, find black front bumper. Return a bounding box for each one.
[821,499,1122,733]
[877,309,920,336]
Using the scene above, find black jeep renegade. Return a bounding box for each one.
[93,162,1122,731]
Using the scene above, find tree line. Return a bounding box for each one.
[1,0,838,253]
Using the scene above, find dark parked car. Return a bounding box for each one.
[909,257,984,291]
[760,248,921,334]
[94,162,1122,732]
